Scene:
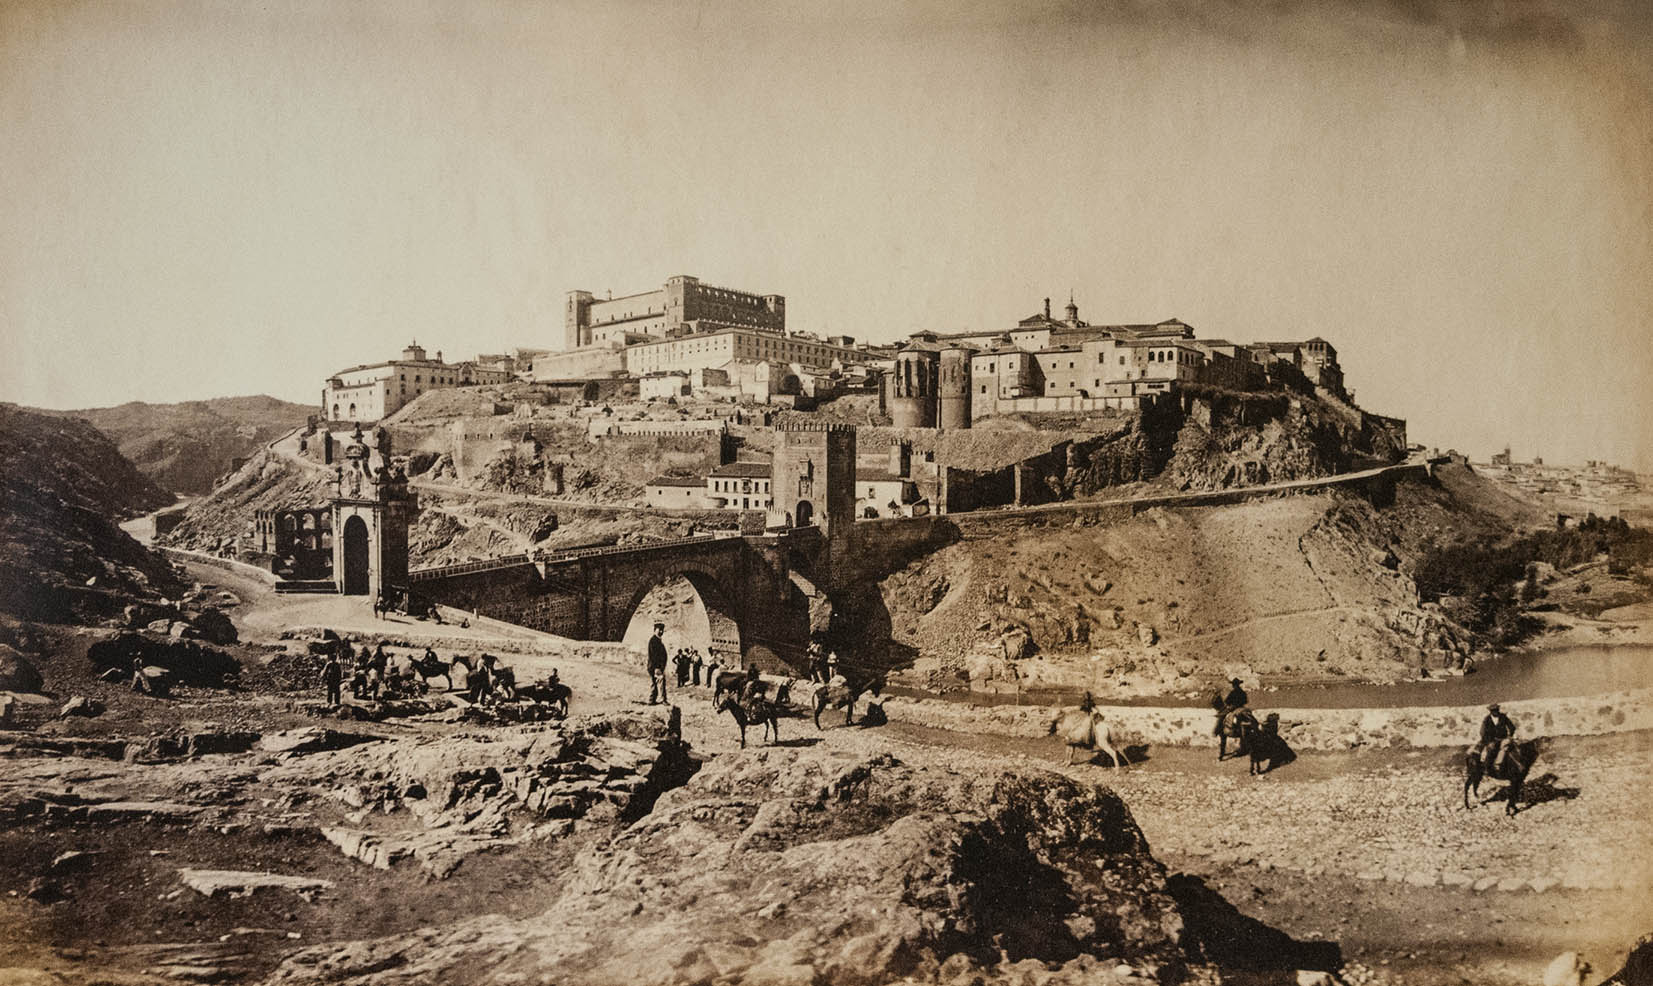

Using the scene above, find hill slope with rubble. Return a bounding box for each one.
[33,395,314,495]
[0,403,182,622]
[877,463,1555,693]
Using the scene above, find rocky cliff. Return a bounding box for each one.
[878,463,1538,691]
[268,749,1217,986]
[36,395,314,494]
[159,447,334,558]
[0,403,181,621]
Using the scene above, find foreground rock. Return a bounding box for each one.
[179,868,334,898]
[268,750,1216,986]
[259,711,692,878]
[0,643,44,692]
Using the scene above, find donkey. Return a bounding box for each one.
[717,693,780,749]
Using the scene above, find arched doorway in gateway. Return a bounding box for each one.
[341,515,371,595]
[794,500,814,527]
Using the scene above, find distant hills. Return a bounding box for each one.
[0,403,181,621]
[33,395,314,494]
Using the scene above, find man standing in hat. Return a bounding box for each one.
[1479,703,1516,772]
[647,622,669,705]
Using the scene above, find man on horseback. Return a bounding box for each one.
[1223,677,1248,713]
[1478,703,1516,774]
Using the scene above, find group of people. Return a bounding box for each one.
[805,640,840,685]
[672,646,708,688]
[317,637,524,707]
[320,639,425,705]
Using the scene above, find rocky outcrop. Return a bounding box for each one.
[259,711,693,879]
[0,403,182,621]
[85,631,241,687]
[267,750,1214,986]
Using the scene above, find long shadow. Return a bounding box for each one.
[1166,873,1343,973]
[1505,772,1581,810]
[770,737,823,748]
[1252,733,1297,775]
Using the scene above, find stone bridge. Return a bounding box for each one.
[407,529,838,669]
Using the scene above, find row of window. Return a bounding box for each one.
[710,478,771,493]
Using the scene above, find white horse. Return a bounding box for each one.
[1049,708,1126,768]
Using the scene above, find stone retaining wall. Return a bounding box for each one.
[159,547,279,585]
[880,688,1653,752]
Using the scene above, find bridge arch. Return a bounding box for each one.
[619,568,743,669]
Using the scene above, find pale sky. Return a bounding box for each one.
[2,0,1650,469]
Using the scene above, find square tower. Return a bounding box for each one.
[767,423,856,539]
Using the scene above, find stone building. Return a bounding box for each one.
[888,345,940,429]
[564,275,785,350]
[623,328,868,377]
[254,506,334,579]
[937,345,973,430]
[766,423,856,539]
[706,461,774,511]
[323,342,507,424]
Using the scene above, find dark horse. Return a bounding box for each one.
[813,674,884,729]
[1464,738,1542,816]
[717,693,779,748]
[405,654,455,690]
[1212,693,1257,761]
[516,674,571,717]
[371,590,393,620]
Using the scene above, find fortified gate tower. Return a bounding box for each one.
[767,422,856,563]
[331,426,417,597]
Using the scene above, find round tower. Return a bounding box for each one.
[888,349,938,429]
[937,346,973,430]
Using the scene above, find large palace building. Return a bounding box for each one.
[563,275,785,350]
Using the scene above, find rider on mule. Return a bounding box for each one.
[1477,703,1516,774]
[739,664,765,706]
[1223,677,1248,713]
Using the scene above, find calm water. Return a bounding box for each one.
[889,644,1653,711]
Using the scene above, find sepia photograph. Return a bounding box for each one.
[1,1,1651,984]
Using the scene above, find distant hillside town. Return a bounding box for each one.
[1477,449,1649,525]
[316,273,1378,431]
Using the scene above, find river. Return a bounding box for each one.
[889,643,1653,710]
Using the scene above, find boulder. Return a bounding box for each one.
[1138,625,1158,647]
[86,632,239,687]
[178,868,334,898]
[187,608,238,645]
[997,627,1033,661]
[124,601,178,628]
[58,696,104,718]
[0,644,44,693]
